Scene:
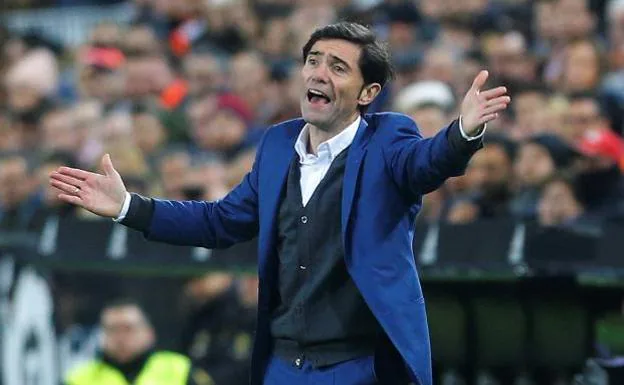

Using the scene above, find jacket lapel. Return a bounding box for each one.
[342,117,373,248]
[258,120,302,279]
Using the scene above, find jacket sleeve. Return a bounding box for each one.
[121,136,266,249]
[381,114,482,198]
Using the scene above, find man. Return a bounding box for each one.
[181,273,256,385]
[393,80,456,138]
[65,298,213,385]
[446,135,516,224]
[51,22,510,385]
[0,152,38,230]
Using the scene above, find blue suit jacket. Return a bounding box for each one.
[140,112,481,385]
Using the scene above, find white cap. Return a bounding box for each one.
[394,81,455,113]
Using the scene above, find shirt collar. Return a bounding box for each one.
[295,116,361,162]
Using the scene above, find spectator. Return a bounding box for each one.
[393,80,455,138]
[189,93,256,163]
[537,174,581,227]
[574,128,624,221]
[65,298,213,385]
[559,38,605,93]
[511,134,579,220]
[156,147,194,200]
[229,51,273,125]
[0,152,38,230]
[72,100,104,168]
[482,29,536,83]
[446,134,516,223]
[40,106,79,155]
[131,103,168,170]
[507,82,552,140]
[180,273,254,385]
[182,52,225,98]
[28,151,78,230]
[563,92,611,143]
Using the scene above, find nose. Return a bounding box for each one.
[310,62,330,84]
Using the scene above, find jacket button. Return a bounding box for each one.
[301,215,308,224]
[294,357,302,368]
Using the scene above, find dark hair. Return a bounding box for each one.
[566,91,608,118]
[541,171,584,205]
[302,22,394,92]
[102,297,151,325]
[484,133,517,161]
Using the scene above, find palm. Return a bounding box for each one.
[460,70,511,136]
[49,154,127,218]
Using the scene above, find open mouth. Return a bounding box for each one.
[307,88,331,105]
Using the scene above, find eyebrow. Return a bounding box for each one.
[308,50,352,70]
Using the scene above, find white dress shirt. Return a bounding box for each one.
[115,116,483,219]
[294,116,361,207]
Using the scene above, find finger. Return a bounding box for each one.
[101,153,116,177]
[50,172,84,189]
[470,70,489,92]
[481,103,509,116]
[51,179,82,196]
[479,113,499,125]
[486,95,511,107]
[58,194,84,206]
[57,166,94,181]
[479,86,508,100]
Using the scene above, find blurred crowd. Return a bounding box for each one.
[2,0,624,235]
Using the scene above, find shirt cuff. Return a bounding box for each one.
[459,115,486,141]
[113,192,131,222]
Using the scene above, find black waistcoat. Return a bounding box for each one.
[270,148,380,367]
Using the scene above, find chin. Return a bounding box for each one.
[302,108,330,129]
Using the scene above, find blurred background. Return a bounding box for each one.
[2,0,624,384]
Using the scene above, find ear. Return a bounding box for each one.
[357,83,382,108]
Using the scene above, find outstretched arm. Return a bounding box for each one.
[50,148,262,249]
[384,70,510,197]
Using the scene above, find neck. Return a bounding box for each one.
[307,113,359,155]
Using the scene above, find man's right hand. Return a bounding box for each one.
[49,153,128,218]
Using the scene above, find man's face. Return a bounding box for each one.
[564,98,604,141]
[466,144,512,195]
[514,143,556,188]
[125,57,171,98]
[184,54,223,96]
[538,180,583,226]
[159,152,192,199]
[513,91,548,136]
[79,67,124,103]
[563,41,600,92]
[486,32,532,81]
[132,112,165,154]
[101,305,154,364]
[300,39,366,131]
[0,157,29,208]
[230,53,268,113]
[408,105,447,138]
[42,111,78,153]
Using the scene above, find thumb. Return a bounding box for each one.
[470,70,489,93]
[101,153,116,176]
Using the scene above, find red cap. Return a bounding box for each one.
[80,47,125,70]
[577,129,624,170]
[217,94,253,124]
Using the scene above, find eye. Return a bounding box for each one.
[333,64,346,73]
[307,57,318,65]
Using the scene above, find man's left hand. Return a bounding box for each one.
[460,70,511,136]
